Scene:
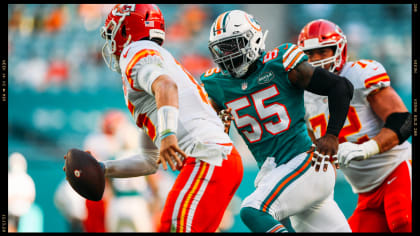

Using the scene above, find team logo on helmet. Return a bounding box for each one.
[112,4,136,17]
[245,14,261,31]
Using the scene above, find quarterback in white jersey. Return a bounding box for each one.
[119,40,233,166]
[298,19,412,232]
[99,4,243,233]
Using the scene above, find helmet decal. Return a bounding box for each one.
[245,14,261,32]
[213,12,229,36]
[112,4,136,17]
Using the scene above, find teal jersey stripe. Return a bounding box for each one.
[260,152,313,212]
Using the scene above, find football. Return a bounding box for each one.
[64,148,105,201]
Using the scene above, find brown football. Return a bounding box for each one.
[64,148,105,201]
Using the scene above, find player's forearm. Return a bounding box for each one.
[152,75,180,140]
[325,78,354,136]
[372,128,400,153]
[345,113,411,160]
[103,151,159,178]
[152,74,179,109]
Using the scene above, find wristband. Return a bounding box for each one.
[157,105,179,140]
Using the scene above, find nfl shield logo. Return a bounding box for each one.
[241,81,248,90]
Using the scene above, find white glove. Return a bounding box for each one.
[254,157,277,188]
[337,140,380,167]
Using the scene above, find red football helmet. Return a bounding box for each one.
[101,4,165,72]
[297,19,347,72]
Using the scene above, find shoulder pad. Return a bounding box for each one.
[262,43,307,72]
[348,60,389,88]
[343,60,390,96]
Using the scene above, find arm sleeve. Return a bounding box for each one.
[306,67,354,136]
[103,149,159,178]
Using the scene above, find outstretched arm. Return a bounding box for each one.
[103,150,159,178]
[289,61,354,171]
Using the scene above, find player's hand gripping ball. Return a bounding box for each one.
[63,149,105,201]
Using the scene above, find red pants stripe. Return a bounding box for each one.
[348,160,412,232]
[158,145,243,232]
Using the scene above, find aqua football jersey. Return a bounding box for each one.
[201,43,313,168]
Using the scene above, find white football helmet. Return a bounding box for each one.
[208,10,268,78]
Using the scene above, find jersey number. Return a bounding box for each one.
[309,106,369,144]
[226,85,290,143]
[263,48,279,64]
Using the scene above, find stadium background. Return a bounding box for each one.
[7,4,412,232]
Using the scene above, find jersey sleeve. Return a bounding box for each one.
[200,68,226,109]
[362,60,391,96]
[278,43,308,72]
[120,46,169,95]
[349,60,391,97]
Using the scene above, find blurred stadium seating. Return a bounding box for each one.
[7,4,412,232]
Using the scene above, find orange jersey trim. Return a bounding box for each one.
[174,59,210,105]
[136,113,157,141]
[284,51,304,72]
[127,100,135,116]
[282,46,298,63]
[125,49,162,92]
[364,73,390,88]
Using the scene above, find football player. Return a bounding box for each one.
[298,19,412,232]
[99,4,243,232]
[201,10,353,232]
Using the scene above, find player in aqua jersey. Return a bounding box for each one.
[201,10,353,232]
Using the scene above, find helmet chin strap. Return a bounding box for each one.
[123,34,132,49]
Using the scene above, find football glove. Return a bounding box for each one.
[218,108,234,134]
[337,140,380,167]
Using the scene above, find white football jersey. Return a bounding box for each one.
[118,40,232,166]
[304,59,411,193]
